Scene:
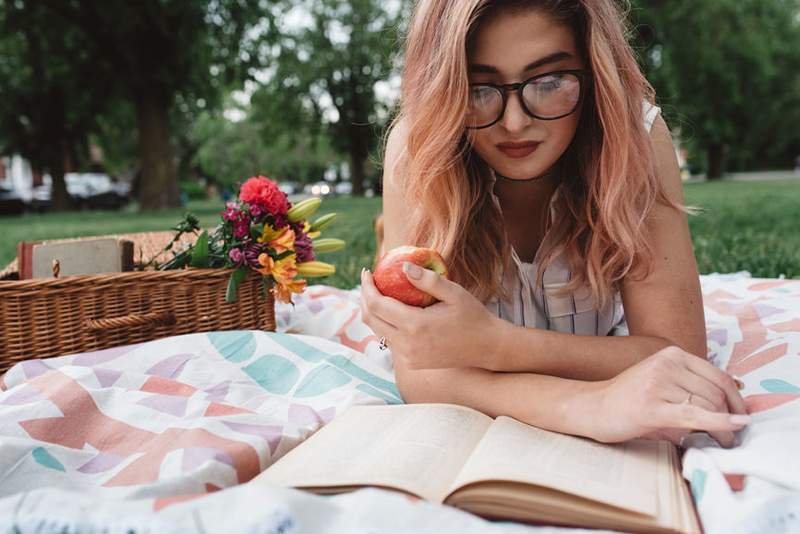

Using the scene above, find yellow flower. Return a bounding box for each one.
[266,226,295,255]
[303,221,321,240]
[257,223,284,244]
[255,253,273,276]
[272,255,298,286]
[272,277,307,304]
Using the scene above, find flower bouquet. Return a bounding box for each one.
[159,175,344,304]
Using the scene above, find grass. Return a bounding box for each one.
[1,178,797,288]
[0,196,383,289]
[684,179,800,279]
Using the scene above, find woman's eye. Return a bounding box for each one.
[533,75,564,91]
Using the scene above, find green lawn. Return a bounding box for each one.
[1,178,798,287]
[684,179,800,279]
[0,196,383,289]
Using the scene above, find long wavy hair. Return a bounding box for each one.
[390,0,685,310]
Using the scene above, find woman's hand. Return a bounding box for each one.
[359,262,502,370]
[588,346,750,448]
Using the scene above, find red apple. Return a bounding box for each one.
[373,246,449,307]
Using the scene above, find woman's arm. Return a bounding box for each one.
[393,345,749,446]
[368,117,747,445]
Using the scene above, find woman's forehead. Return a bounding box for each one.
[468,9,579,78]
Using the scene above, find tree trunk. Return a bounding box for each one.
[49,167,72,211]
[349,135,366,197]
[48,142,73,211]
[706,143,725,180]
[135,90,179,210]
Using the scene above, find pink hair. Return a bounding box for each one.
[391,0,685,309]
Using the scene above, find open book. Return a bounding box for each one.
[253,404,701,534]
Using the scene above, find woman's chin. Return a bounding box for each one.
[491,161,547,181]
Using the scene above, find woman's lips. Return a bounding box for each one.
[496,141,541,159]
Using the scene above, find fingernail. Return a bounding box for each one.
[729,414,752,425]
[732,375,745,390]
[360,267,366,280]
[403,262,422,280]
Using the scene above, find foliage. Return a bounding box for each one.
[630,0,800,177]
[250,0,410,196]
[0,2,104,210]
[189,109,338,188]
[25,1,269,209]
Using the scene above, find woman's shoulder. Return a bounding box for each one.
[382,118,409,191]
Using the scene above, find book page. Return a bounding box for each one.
[448,416,659,517]
[254,404,492,503]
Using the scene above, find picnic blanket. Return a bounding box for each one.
[0,273,798,533]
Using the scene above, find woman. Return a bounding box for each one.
[360,0,749,447]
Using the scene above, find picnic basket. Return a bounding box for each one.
[0,231,275,376]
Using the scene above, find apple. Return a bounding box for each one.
[373,245,449,307]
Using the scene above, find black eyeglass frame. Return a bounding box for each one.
[466,69,591,130]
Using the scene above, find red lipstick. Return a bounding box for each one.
[496,140,541,159]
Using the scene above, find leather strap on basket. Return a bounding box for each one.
[85,311,176,333]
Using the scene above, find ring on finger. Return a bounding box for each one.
[378,336,389,350]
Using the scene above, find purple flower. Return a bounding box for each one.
[243,242,263,268]
[249,204,266,219]
[228,247,245,266]
[292,223,315,263]
[271,213,289,229]
[233,219,250,238]
[222,202,241,222]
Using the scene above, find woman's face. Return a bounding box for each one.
[467,8,586,180]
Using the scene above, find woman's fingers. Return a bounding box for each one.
[658,401,751,434]
[673,369,728,411]
[360,269,417,326]
[685,394,736,448]
[360,299,399,338]
[681,353,748,415]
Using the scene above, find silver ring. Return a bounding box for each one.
[378,336,389,350]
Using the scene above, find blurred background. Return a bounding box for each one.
[0,0,798,286]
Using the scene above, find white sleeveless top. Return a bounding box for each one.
[485,101,661,336]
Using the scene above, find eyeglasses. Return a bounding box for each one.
[466,69,590,129]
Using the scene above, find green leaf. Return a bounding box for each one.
[274,250,296,261]
[225,266,249,303]
[250,223,264,240]
[190,230,210,268]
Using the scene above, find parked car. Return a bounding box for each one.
[279,182,300,196]
[31,173,131,211]
[333,182,352,196]
[0,183,25,215]
[304,181,332,196]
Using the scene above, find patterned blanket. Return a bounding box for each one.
[0,274,798,533]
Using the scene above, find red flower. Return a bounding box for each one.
[239,176,289,216]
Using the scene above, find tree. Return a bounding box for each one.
[0,2,102,210]
[42,1,268,209]
[190,108,338,189]
[251,0,409,196]
[631,0,800,178]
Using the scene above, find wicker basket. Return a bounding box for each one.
[0,231,275,376]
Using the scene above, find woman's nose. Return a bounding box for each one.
[498,92,532,133]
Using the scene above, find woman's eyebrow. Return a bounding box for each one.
[469,51,573,73]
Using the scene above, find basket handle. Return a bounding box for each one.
[85,311,176,333]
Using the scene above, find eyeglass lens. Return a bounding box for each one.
[467,72,582,128]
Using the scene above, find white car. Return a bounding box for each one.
[304,181,332,196]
